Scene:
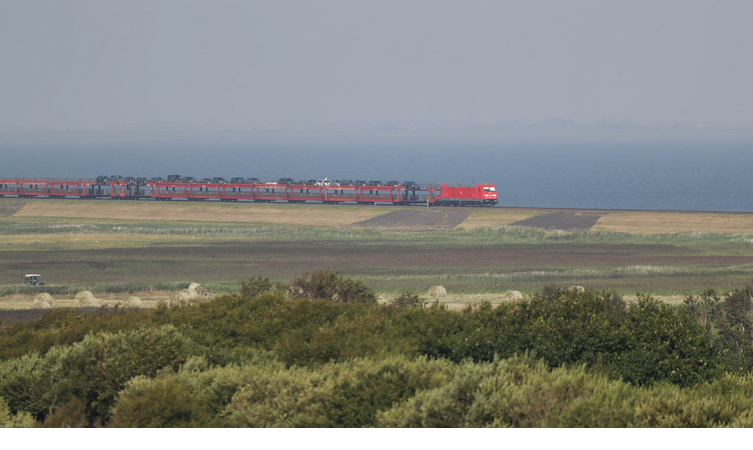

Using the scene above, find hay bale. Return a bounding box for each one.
[34,293,53,306]
[568,285,585,293]
[188,283,209,295]
[124,296,142,308]
[503,290,523,302]
[170,291,190,303]
[157,298,171,307]
[171,289,199,303]
[34,301,52,309]
[428,286,447,297]
[376,295,388,305]
[75,291,99,307]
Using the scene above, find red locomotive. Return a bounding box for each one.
[0,178,498,207]
[434,184,498,206]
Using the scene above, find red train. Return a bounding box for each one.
[0,179,498,206]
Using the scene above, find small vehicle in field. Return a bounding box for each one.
[22,274,44,286]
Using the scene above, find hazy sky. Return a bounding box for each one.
[1,1,752,130]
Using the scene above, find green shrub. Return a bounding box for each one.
[392,292,426,309]
[620,296,716,386]
[41,397,87,428]
[107,354,753,428]
[680,287,721,333]
[0,325,201,424]
[239,276,273,297]
[715,287,753,367]
[0,396,35,428]
[0,307,150,361]
[289,268,377,305]
[377,355,753,428]
[110,377,197,428]
[223,356,454,427]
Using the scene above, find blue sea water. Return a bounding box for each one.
[1,131,752,212]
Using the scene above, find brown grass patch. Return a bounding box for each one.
[0,291,171,309]
[0,199,27,217]
[14,200,395,228]
[457,209,543,229]
[593,212,753,234]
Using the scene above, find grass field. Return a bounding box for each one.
[593,212,753,234]
[3,199,753,305]
[14,199,396,228]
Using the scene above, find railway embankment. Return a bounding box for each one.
[5,197,753,233]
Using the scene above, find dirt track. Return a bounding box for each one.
[354,209,473,228]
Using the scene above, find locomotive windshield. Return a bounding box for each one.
[484,187,496,192]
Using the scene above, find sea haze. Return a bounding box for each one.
[1,132,752,212]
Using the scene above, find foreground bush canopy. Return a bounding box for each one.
[0,270,752,427]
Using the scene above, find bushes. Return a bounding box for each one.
[0,307,150,361]
[288,268,377,305]
[428,289,716,387]
[0,396,34,428]
[680,286,753,372]
[392,292,426,309]
[3,274,753,427]
[110,355,455,427]
[110,377,197,428]
[239,276,273,298]
[0,325,201,425]
[376,355,753,428]
[110,355,753,428]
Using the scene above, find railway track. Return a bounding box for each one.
[1,194,751,215]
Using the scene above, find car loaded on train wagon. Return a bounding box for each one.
[433,184,497,206]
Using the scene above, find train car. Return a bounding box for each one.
[48,181,83,198]
[111,181,154,200]
[17,181,48,198]
[254,183,286,202]
[0,180,17,197]
[152,182,188,201]
[356,184,397,204]
[187,182,220,201]
[287,183,323,203]
[434,184,497,206]
[323,184,356,204]
[221,183,255,201]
